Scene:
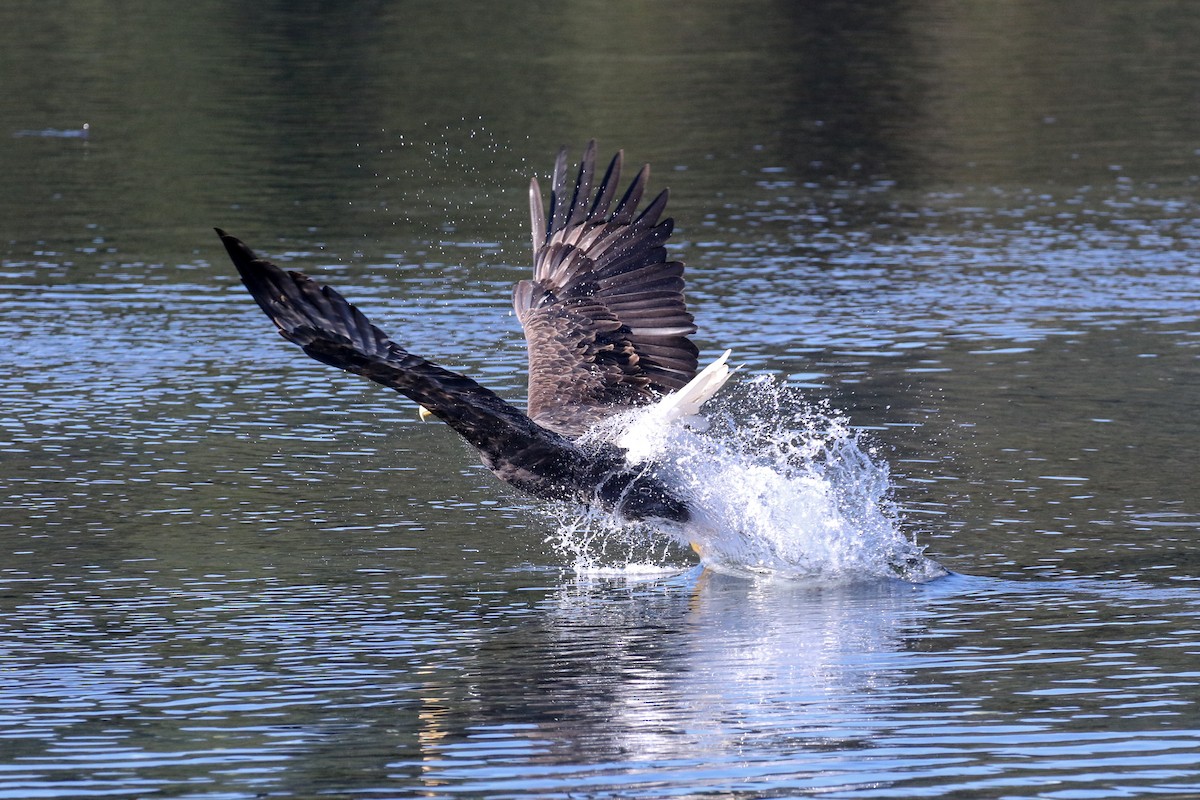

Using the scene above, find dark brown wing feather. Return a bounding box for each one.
[215,228,599,499]
[514,141,699,438]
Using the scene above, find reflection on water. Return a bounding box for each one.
[389,573,1200,797]
[7,568,1197,797]
[3,0,1200,796]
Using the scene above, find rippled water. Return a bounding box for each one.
[3,570,1199,797]
[3,1,1200,797]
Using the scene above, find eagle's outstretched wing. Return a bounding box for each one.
[216,228,589,498]
[514,141,699,438]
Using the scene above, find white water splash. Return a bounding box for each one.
[549,375,947,583]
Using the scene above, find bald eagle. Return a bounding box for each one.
[217,142,730,526]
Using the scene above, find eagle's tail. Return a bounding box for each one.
[652,349,733,429]
[612,350,733,465]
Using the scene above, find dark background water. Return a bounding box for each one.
[2,1,1199,797]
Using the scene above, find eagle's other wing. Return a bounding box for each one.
[216,228,589,498]
[513,141,699,439]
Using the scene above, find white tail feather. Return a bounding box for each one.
[615,350,734,460]
[656,349,733,424]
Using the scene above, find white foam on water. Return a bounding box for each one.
[545,506,693,578]
[549,375,947,584]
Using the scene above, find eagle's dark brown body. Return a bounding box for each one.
[218,142,698,523]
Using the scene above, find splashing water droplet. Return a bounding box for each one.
[549,376,947,583]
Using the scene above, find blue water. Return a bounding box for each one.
[3,1,1200,797]
[3,568,1199,797]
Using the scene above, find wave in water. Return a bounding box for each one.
[548,376,947,583]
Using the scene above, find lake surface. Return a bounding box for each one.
[2,1,1199,797]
